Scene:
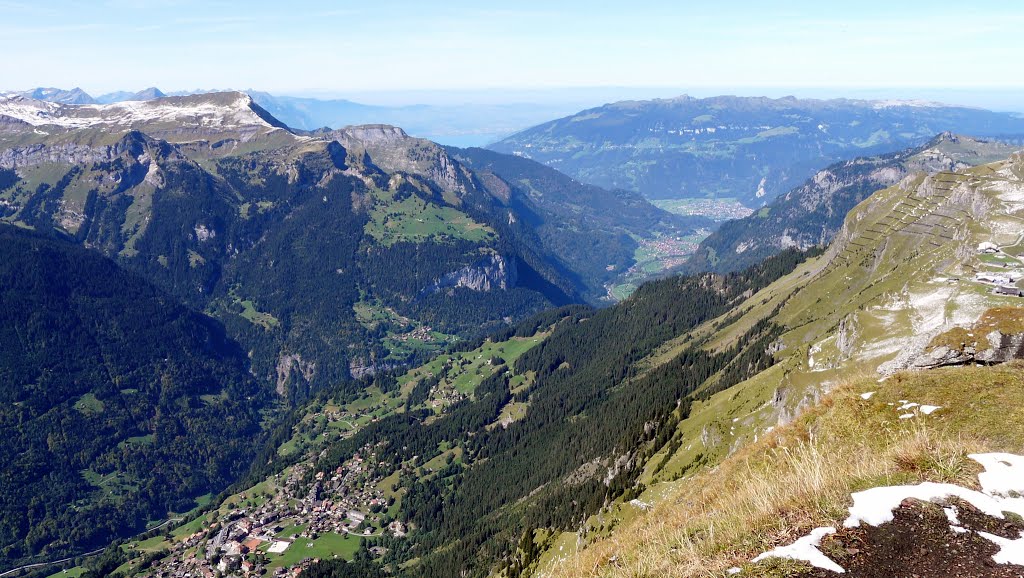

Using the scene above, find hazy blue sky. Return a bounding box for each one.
[4,0,1024,106]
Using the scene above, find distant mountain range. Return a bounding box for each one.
[4,86,584,146]
[489,95,1024,205]
[13,86,166,105]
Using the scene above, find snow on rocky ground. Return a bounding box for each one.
[752,526,845,573]
[874,284,989,376]
[750,452,1024,573]
[984,178,1024,215]
[0,92,275,131]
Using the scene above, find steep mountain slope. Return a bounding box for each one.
[0,92,698,399]
[75,249,810,578]
[531,149,1024,576]
[74,149,1024,578]
[489,95,1024,205]
[448,146,713,299]
[687,133,1022,273]
[0,225,269,571]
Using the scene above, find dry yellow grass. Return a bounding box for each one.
[544,363,1024,578]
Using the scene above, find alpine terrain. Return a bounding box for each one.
[42,136,1024,578]
[685,132,1022,273]
[0,90,704,573]
[490,95,1024,207]
[6,4,1024,577]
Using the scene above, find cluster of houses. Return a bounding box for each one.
[393,324,436,343]
[138,443,406,577]
[975,241,1024,297]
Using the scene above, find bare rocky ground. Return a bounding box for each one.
[801,500,1024,578]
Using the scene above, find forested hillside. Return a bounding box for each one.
[0,225,270,568]
[293,248,814,577]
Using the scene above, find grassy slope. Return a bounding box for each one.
[536,155,1024,575]
[364,186,495,247]
[543,363,1024,577]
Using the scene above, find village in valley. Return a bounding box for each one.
[74,331,547,578]
[128,423,404,578]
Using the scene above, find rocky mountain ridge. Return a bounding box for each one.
[0,91,700,398]
[0,91,289,143]
[686,132,1023,273]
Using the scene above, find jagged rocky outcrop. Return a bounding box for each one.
[425,252,518,293]
[0,130,164,168]
[914,330,1024,369]
[331,124,477,197]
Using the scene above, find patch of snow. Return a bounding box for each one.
[628,498,652,511]
[944,506,961,525]
[971,453,1024,496]
[844,454,1024,536]
[752,526,845,573]
[727,567,742,575]
[871,99,946,109]
[897,402,919,410]
[0,93,275,132]
[920,405,941,415]
[977,531,1024,565]
[860,391,876,400]
[898,413,915,419]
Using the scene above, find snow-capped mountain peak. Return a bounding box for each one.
[0,91,291,141]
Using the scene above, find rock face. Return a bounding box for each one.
[914,331,1024,369]
[426,252,517,293]
[332,124,476,197]
[912,345,978,369]
[0,130,159,169]
[976,330,1024,364]
[275,353,316,396]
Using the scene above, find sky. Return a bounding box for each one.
[4,0,1024,108]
